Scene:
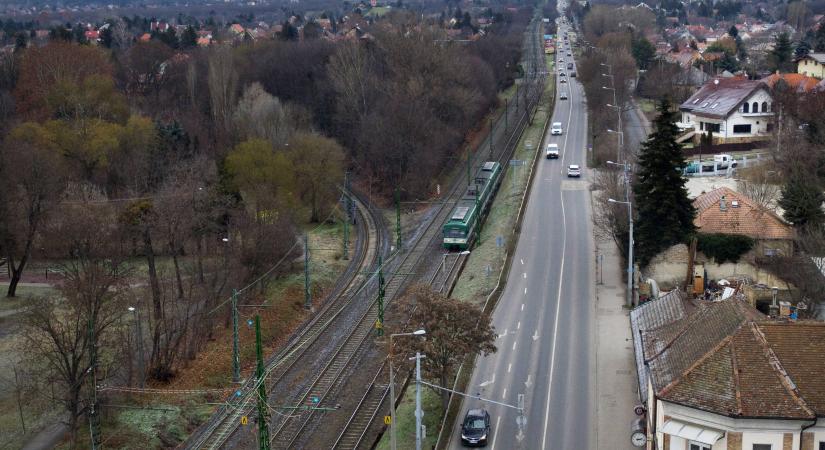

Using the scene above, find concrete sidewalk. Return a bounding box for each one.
[593,234,639,450]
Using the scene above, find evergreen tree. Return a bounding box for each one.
[779,176,825,228]
[631,36,656,69]
[769,32,794,73]
[632,98,696,266]
[728,25,738,39]
[180,25,198,48]
[814,24,825,52]
[795,40,811,59]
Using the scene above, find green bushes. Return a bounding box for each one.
[697,233,755,263]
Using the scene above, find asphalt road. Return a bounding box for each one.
[449,20,596,450]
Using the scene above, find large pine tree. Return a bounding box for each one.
[632,98,696,266]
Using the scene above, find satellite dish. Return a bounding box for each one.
[714,79,720,85]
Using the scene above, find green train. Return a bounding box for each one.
[442,161,503,250]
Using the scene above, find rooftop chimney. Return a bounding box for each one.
[720,195,727,211]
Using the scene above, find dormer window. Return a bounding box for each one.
[710,102,719,109]
[693,98,701,104]
[702,102,710,107]
[743,103,749,113]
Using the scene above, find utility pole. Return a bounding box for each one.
[304,234,311,310]
[232,289,240,383]
[254,315,270,450]
[414,352,425,450]
[376,255,385,336]
[395,186,402,252]
[504,98,509,132]
[466,155,472,187]
[87,316,101,449]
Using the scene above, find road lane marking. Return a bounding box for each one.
[508,363,512,373]
[520,259,524,265]
[521,303,524,311]
[523,272,527,279]
[542,154,569,450]
[525,374,533,388]
[480,374,496,387]
[502,388,507,399]
[517,321,521,330]
[512,341,517,351]
[532,330,540,341]
[491,416,501,450]
[524,287,527,295]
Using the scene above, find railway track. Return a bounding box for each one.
[327,16,548,450]
[183,189,384,450]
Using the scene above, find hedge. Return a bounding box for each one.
[696,233,755,264]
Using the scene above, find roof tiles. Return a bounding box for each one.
[680,78,767,119]
[693,187,794,240]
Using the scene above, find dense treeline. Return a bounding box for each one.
[0,7,529,445]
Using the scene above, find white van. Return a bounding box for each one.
[546,143,560,159]
[551,122,563,135]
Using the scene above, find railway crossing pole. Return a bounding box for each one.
[254,315,271,450]
[232,289,241,383]
[395,186,402,253]
[304,234,311,310]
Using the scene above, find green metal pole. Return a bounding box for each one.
[376,255,384,336]
[254,315,270,450]
[232,289,240,383]
[304,234,311,310]
[395,186,402,252]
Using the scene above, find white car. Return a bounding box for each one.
[560,78,567,83]
[551,122,563,135]
[546,143,560,159]
[567,164,581,177]
[560,92,568,100]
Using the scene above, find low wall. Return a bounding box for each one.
[646,243,787,290]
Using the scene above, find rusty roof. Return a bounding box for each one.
[693,187,794,240]
[761,73,820,92]
[680,78,768,119]
[658,321,823,419]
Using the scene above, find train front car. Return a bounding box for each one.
[441,161,502,251]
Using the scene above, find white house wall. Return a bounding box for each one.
[682,89,773,141]
[656,401,824,450]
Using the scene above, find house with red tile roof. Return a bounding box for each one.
[631,294,825,450]
[693,187,794,257]
[762,72,821,93]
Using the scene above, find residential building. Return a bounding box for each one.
[632,294,825,450]
[693,187,795,257]
[797,53,825,79]
[679,78,773,144]
[762,73,821,93]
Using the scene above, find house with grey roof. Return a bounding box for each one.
[679,78,774,145]
[631,294,825,450]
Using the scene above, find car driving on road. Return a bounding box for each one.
[551,122,563,135]
[461,409,491,447]
[546,143,560,159]
[567,164,581,177]
[560,92,568,100]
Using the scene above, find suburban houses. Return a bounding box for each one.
[796,53,825,79]
[679,78,774,144]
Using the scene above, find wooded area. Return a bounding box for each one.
[0,8,531,446]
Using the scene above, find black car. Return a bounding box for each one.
[461,408,491,447]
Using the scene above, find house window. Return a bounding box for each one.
[762,101,768,112]
[690,443,711,450]
[706,123,721,132]
[819,442,825,450]
[753,445,772,450]
[733,124,752,134]
[743,103,749,113]
[753,101,759,112]
[765,247,778,256]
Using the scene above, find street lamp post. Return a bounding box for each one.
[389,330,426,450]
[127,306,146,389]
[609,197,634,308]
[606,127,624,162]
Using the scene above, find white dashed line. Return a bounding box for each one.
[520,259,524,265]
[512,341,517,351]
[491,416,501,449]
[523,272,527,279]
[502,388,507,399]
[508,363,512,373]
[517,321,521,329]
[521,304,524,311]
[524,287,527,295]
